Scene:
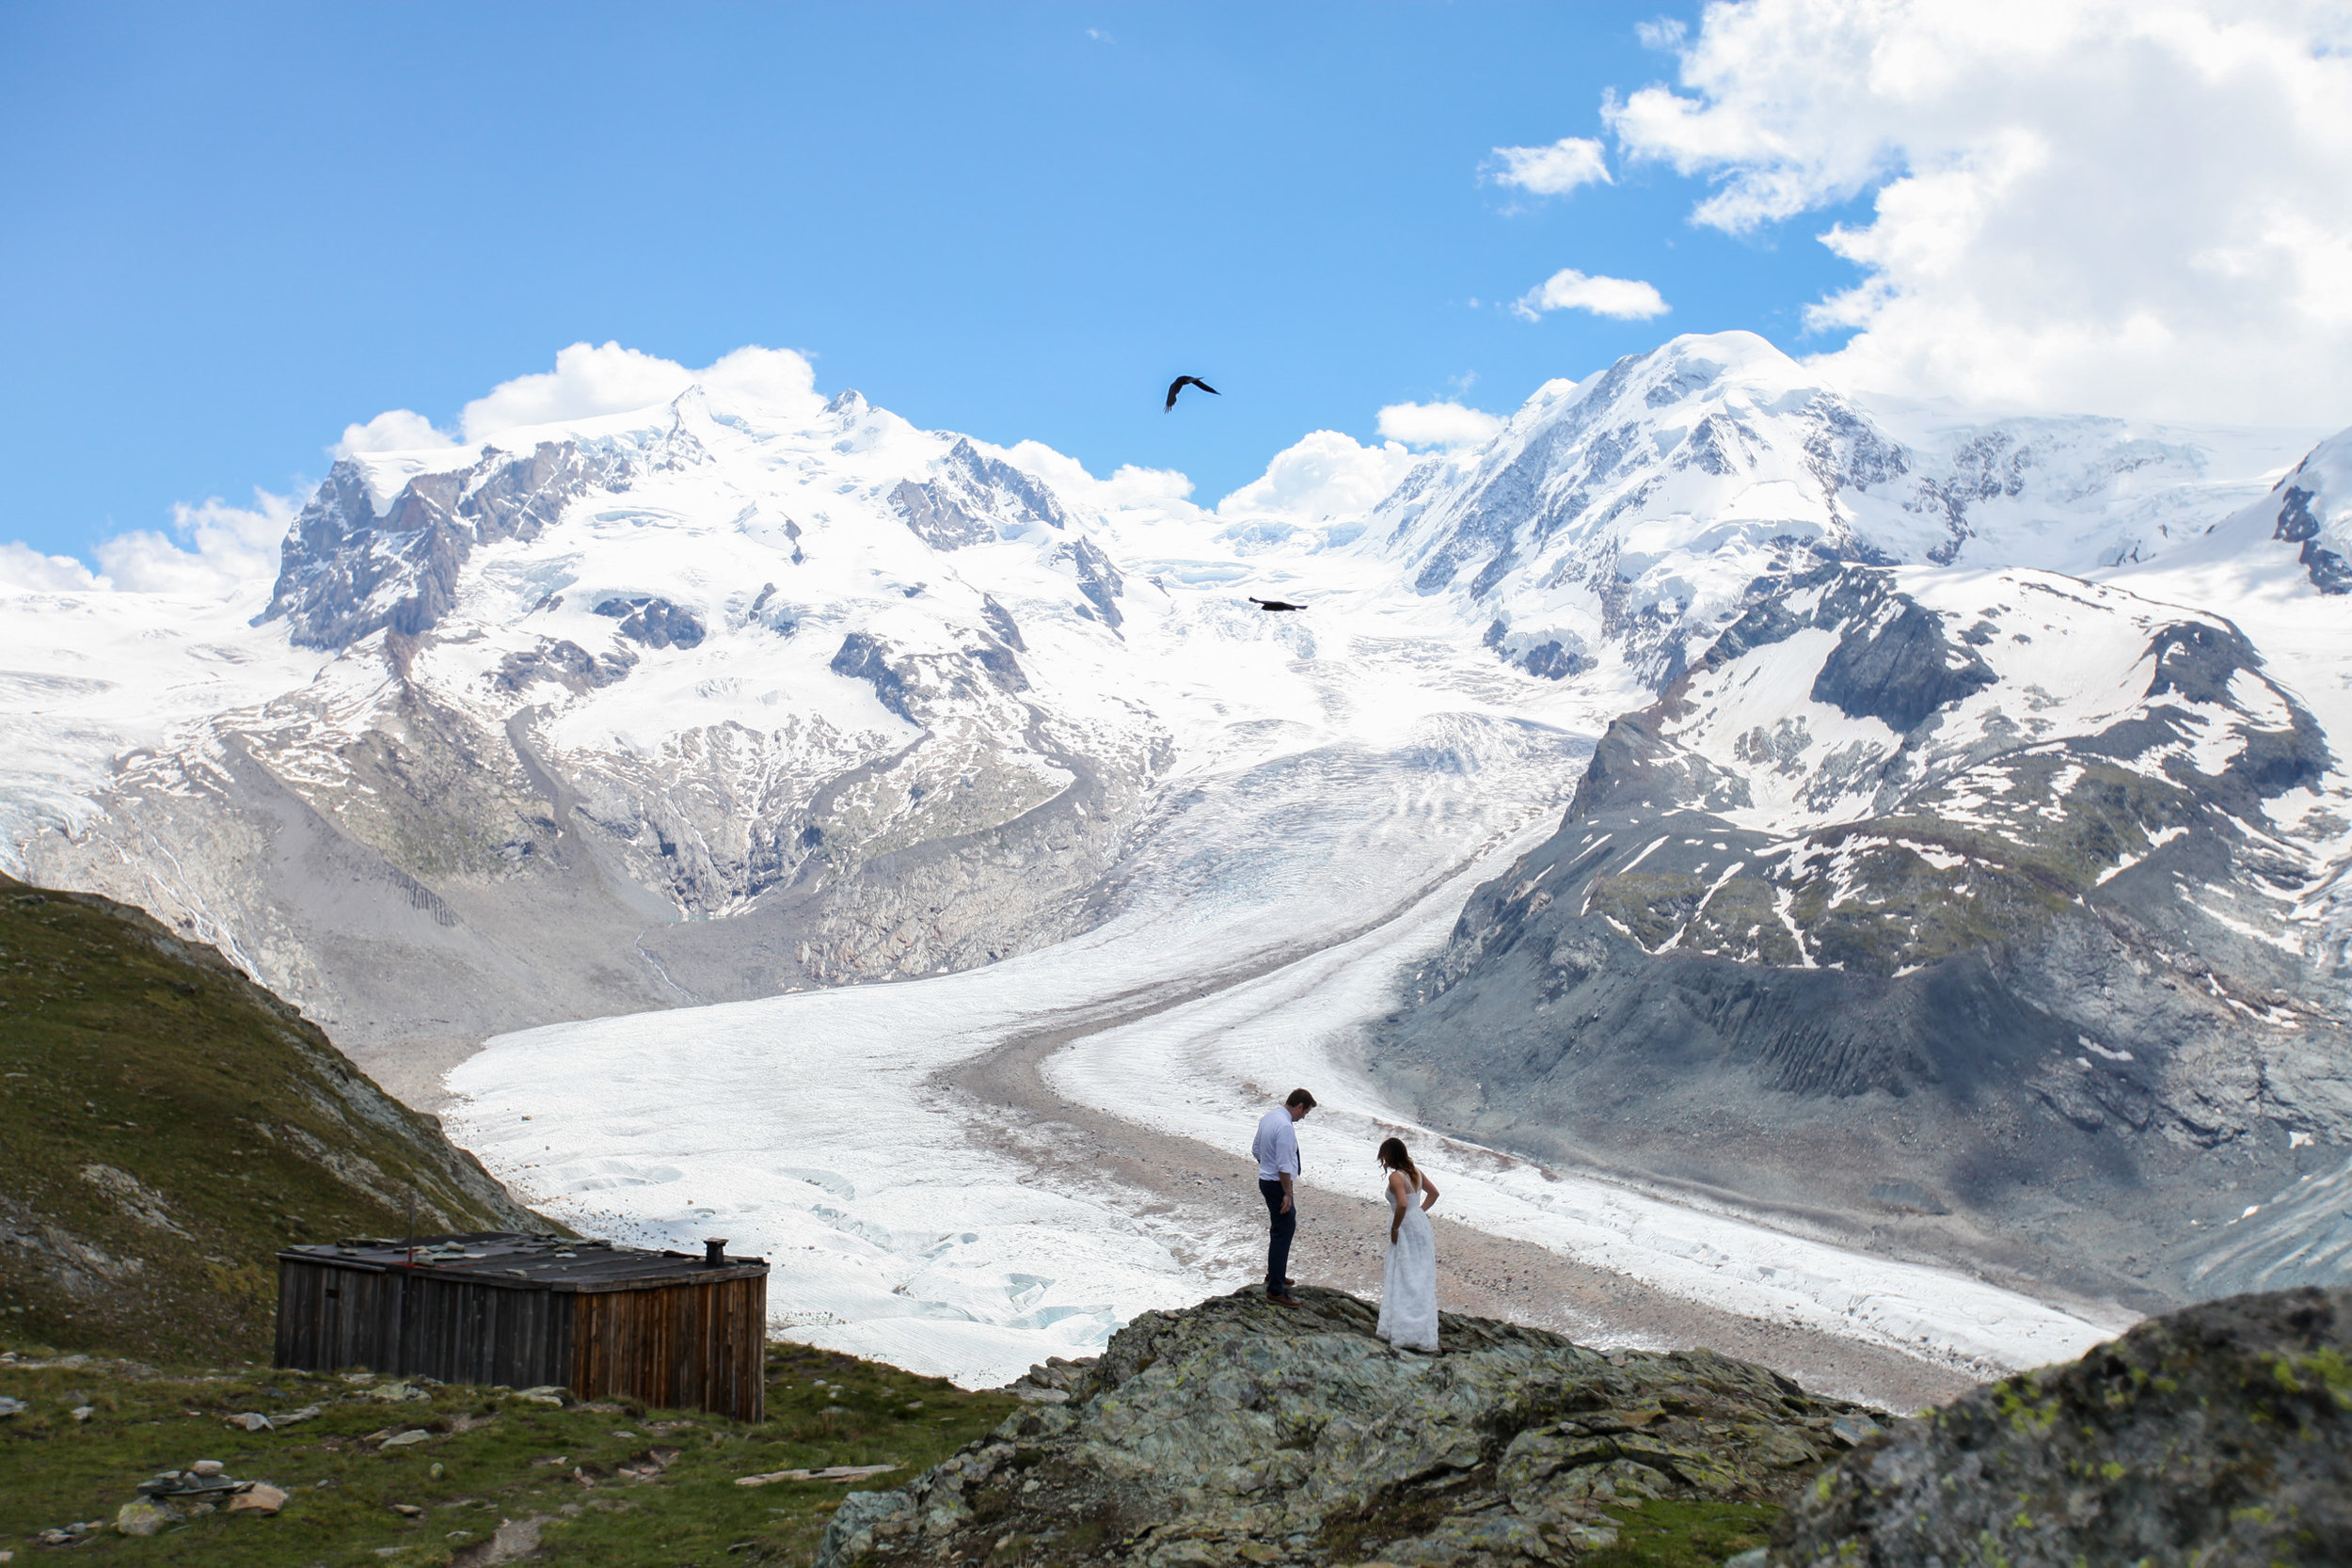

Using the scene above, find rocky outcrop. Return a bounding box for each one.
[2237,426,2352,595]
[816,1287,1876,1568]
[262,441,638,650]
[1777,1286,2352,1566]
[891,437,1073,549]
[593,594,706,649]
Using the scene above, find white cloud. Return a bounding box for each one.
[1004,440,1196,514]
[0,543,102,593]
[1604,0,2352,424]
[95,491,296,596]
[1488,136,1613,197]
[1376,401,1505,450]
[2,490,294,601]
[1216,431,1421,524]
[1511,268,1671,321]
[333,408,457,458]
[698,344,823,413]
[456,341,821,441]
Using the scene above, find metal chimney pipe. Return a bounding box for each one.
[704,1238,727,1268]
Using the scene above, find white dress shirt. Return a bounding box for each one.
[1253,1106,1300,1180]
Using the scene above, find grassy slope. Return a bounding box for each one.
[0,872,545,1364]
[0,1338,1019,1566]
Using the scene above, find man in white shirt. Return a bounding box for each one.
[1252,1088,1316,1306]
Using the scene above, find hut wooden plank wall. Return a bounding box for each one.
[275,1232,767,1421]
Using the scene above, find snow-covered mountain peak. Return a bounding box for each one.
[257,381,1110,660]
[1368,333,2317,691]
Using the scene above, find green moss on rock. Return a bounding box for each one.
[1776,1287,2352,1566]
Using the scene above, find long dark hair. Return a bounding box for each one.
[1376,1136,1419,1181]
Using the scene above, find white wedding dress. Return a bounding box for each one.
[1377,1171,1440,1353]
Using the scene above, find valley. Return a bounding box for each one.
[5,331,2349,1403]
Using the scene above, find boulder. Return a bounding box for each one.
[817,1286,1870,1568]
[114,1501,175,1537]
[227,1483,288,1516]
[1776,1287,2352,1566]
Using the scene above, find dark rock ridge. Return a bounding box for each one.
[830,626,1030,726]
[262,439,651,650]
[592,594,706,649]
[892,436,1073,550]
[1778,1286,2352,1566]
[1375,562,2349,1305]
[817,1286,1876,1568]
[1051,536,1126,629]
[491,636,637,695]
[2273,483,2351,594]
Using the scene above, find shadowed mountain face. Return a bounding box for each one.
[1375,560,2352,1306]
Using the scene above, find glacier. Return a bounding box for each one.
[4,329,2346,1396]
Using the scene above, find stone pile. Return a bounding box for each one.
[109,1460,289,1536]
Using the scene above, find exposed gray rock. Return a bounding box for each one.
[1375,562,2352,1304]
[1049,537,1125,629]
[262,441,638,651]
[892,437,1073,550]
[592,595,706,649]
[1775,1287,2352,1567]
[492,637,636,695]
[114,1501,173,1537]
[818,1286,1867,1568]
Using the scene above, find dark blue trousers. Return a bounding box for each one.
[1260,1178,1295,1294]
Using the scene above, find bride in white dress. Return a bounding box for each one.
[1375,1136,1441,1353]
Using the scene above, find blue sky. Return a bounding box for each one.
[0,2,1882,563]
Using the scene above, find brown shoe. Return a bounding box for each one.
[1266,1292,1303,1307]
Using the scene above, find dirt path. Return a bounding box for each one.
[942,964,1984,1414]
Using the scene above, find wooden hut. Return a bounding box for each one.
[274,1231,768,1420]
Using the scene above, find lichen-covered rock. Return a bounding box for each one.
[1774,1286,2352,1566]
[817,1287,1872,1568]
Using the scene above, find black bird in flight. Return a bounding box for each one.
[1248,595,1307,612]
[1165,375,1219,411]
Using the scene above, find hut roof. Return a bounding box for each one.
[278,1231,768,1292]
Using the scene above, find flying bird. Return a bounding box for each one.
[1165,375,1220,411]
[1248,596,1307,612]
